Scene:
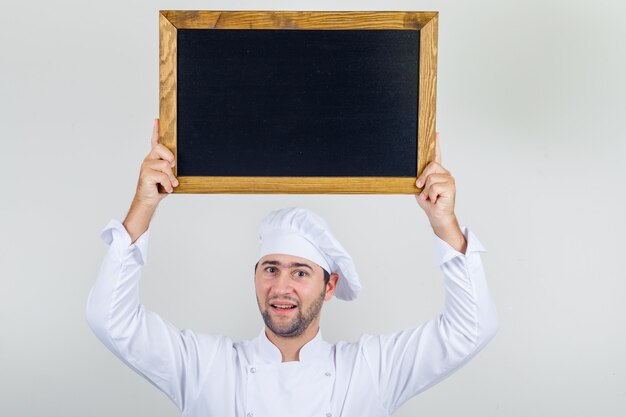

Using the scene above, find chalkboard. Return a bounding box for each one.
[159,11,439,193]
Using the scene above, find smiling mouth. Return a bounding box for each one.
[270,303,297,311]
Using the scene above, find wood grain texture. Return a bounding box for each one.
[417,13,438,178]
[174,177,420,194]
[159,12,177,176]
[158,10,438,194]
[161,10,437,30]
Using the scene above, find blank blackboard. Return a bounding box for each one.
[159,11,439,193]
[177,29,418,177]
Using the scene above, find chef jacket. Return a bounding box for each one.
[86,220,499,417]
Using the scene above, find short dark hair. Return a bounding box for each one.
[255,262,330,285]
[322,269,330,285]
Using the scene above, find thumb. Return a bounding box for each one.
[150,119,159,148]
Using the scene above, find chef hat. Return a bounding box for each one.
[258,207,361,301]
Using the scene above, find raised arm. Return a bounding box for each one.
[415,132,466,253]
[361,133,499,414]
[85,121,228,412]
[123,118,178,243]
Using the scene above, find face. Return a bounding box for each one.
[255,254,337,338]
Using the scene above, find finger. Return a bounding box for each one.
[434,132,442,165]
[144,159,178,187]
[150,119,159,149]
[423,174,451,193]
[416,161,448,188]
[142,169,175,193]
[146,143,176,167]
[152,171,175,193]
[428,182,450,203]
[415,192,429,208]
[420,181,449,204]
[420,174,451,201]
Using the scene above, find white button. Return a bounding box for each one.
[250,367,256,374]
[325,372,331,377]
[326,413,332,417]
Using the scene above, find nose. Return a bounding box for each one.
[271,271,294,294]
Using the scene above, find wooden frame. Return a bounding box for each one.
[159,10,438,194]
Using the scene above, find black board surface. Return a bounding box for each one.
[177,28,419,177]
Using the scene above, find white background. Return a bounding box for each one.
[1,1,625,416]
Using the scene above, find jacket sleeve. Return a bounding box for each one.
[84,220,227,413]
[361,226,499,414]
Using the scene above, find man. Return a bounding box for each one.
[86,119,498,417]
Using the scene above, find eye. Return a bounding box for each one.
[294,270,309,278]
[264,267,277,273]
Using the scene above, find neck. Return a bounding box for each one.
[265,321,320,362]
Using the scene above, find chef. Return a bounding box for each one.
[86,119,499,417]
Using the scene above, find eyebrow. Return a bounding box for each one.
[261,260,314,271]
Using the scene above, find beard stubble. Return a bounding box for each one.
[259,286,326,337]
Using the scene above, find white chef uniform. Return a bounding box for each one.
[85,219,498,417]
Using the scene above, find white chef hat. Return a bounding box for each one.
[258,207,361,301]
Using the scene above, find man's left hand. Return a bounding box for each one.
[415,133,467,254]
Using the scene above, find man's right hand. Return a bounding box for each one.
[123,119,178,243]
[136,118,178,204]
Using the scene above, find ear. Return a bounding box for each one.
[324,273,339,301]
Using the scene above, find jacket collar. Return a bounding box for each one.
[256,327,331,363]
